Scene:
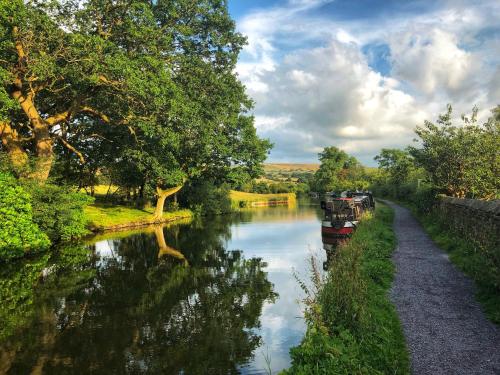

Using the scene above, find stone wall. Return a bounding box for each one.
[437,196,500,251]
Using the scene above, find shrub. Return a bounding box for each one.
[410,186,438,214]
[179,180,231,216]
[25,183,94,242]
[0,172,50,260]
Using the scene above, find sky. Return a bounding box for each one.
[227,0,500,165]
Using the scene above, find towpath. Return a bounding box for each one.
[386,201,500,375]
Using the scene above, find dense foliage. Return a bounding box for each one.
[240,180,309,195]
[0,0,270,222]
[0,172,50,260]
[179,179,232,216]
[409,105,499,199]
[286,205,409,374]
[311,147,369,193]
[373,105,499,202]
[26,183,94,242]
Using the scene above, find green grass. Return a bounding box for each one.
[284,203,409,375]
[229,190,296,208]
[84,204,192,230]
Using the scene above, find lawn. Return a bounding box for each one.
[84,204,192,230]
[229,190,296,208]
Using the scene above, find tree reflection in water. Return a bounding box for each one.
[0,216,277,374]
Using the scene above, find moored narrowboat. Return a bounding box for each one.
[320,191,374,240]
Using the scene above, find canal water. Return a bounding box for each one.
[0,202,326,374]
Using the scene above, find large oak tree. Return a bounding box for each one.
[0,0,270,216]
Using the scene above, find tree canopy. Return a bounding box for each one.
[374,148,415,186]
[311,146,367,192]
[0,0,271,216]
[409,105,499,199]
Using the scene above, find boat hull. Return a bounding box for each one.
[321,224,354,238]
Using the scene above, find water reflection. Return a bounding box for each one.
[0,204,324,374]
[321,238,348,271]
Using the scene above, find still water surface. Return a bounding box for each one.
[0,203,325,374]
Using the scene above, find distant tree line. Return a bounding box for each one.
[373,105,499,206]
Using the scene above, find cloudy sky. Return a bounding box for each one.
[227,0,500,165]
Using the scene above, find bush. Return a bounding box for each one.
[179,180,231,216]
[409,187,438,214]
[0,172,50,260]
[25,183,94,242]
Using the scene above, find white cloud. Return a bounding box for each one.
[248,39,428,163]
[390,28,474,96]
[235,0,500,164]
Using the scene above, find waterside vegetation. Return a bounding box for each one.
[230,190,296,209]
[285,203,409,375]
[84,204,193,232]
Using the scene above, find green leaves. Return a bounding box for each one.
[374,148,415,186]
[0,172,50,260]
[409,105,499,199]
[312,147,368,192]
[1,0,269,212]
[26,183,94,242]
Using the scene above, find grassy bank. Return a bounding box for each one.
[230,190,296,208]
[410,208,500,324]
[84,204,192,231]
[284,203,409,375]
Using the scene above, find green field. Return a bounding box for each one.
[263,163,319,172]
[229,190,296,208]
[84,204,192,231]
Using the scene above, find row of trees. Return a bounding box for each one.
[0,0,271,220]
[374,105,499,201]
[308,105,498,202]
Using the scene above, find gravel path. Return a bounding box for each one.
[386,201,500,375]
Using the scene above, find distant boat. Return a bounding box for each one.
[320,191,375,240]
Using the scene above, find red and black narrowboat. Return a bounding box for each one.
[320,191,374,241]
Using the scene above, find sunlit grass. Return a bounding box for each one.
[84,204,192,230]
[230,190,296,209]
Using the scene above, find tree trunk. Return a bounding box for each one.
[0,121,28,170]
[154,225,188,265]
[153,185,183,220]
[31,125,54,182]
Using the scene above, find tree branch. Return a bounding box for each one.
[80,106,110,123]
[56,135,85,164]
